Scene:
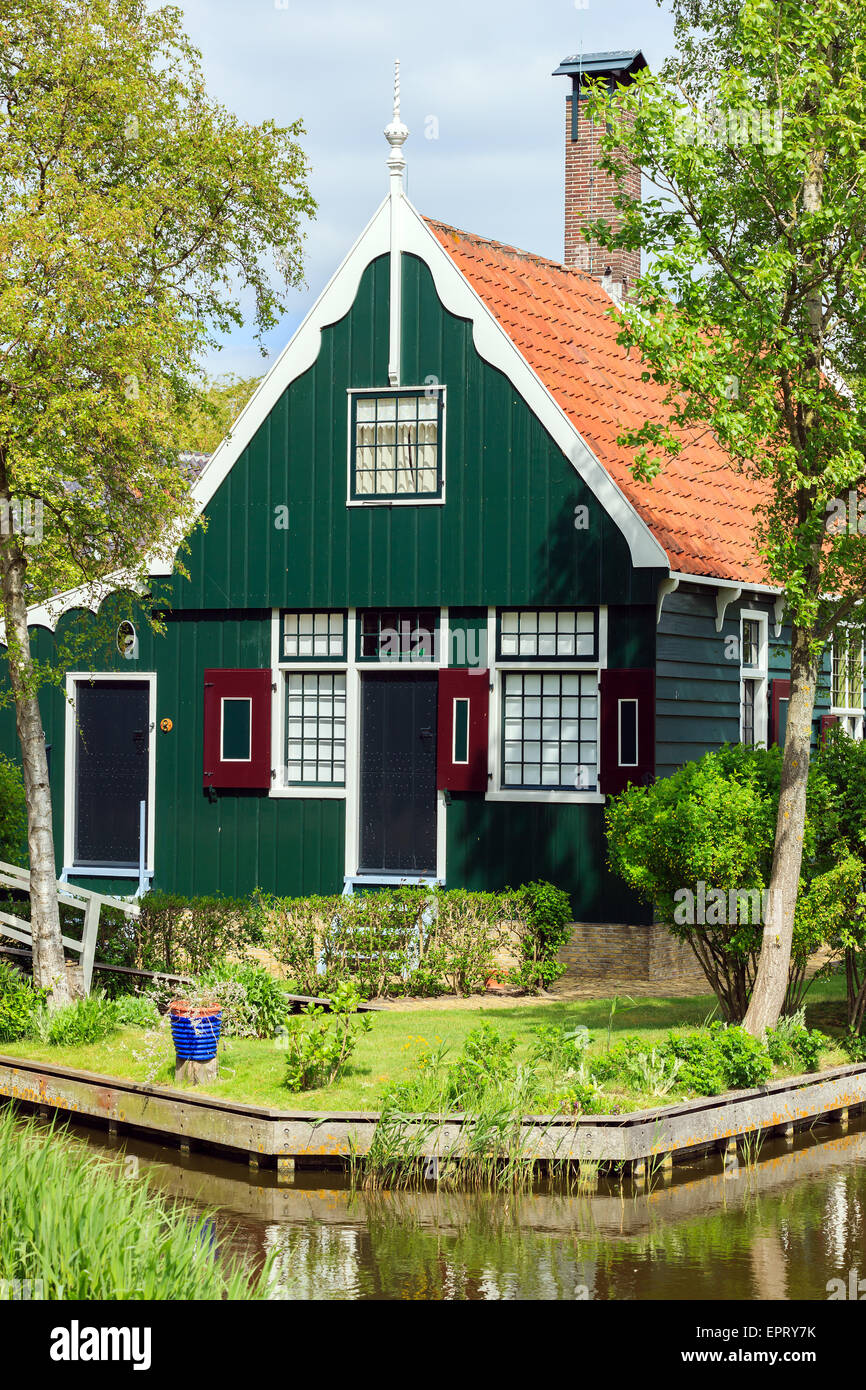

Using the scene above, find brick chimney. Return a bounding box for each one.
[553,50,646,294]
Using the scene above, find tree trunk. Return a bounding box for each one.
[0,517,70,1006]
[743,624,817,1036]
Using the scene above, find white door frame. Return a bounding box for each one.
[63,672,157,878]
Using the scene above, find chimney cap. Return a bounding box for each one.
[552,50,647,80]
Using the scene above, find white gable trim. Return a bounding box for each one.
[148,197,392,576]
[163,192,668,573]
[4,191,673,642]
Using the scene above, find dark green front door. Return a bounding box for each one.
[359,674,438,874]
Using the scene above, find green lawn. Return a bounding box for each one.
[0,974,852,1113]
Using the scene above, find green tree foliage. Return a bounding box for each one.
[606,744,823,1020]
[583,0,866,1032]
[0,0,314,999]
[0,752,26,864]
[182,373,263,456]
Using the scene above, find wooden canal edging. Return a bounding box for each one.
[2,1053,866,1171]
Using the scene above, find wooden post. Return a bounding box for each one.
[174,1057,218,1086]
[65,961,86,1000]
[80,895,101,995]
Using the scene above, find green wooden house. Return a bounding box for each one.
[0,55,853,933]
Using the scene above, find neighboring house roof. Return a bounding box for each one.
[426,218,771,586]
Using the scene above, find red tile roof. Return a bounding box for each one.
[426,218,771,585]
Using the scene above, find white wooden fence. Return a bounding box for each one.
[0,860,140,994]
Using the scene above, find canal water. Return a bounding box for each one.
[30,1112,866,1300]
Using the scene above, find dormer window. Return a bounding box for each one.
[349,388,444,501]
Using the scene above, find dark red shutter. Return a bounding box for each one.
[771,679,791,746]
[203,669,272,790]
[820,714,839,746]
[599,668,655,796]
[437,668,489,792]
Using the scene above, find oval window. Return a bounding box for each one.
[117,620,138,660]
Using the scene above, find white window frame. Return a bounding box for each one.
[283,670,348,789]
[487,606,607,804]
[220,696,252,763]
[739,609,769,747]
[830,624,865,738]
[62,671,157,878]
[346,385,446,508]
[268,606,449,801]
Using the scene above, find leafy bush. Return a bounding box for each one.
[530,1021,591,1076]
[0,961,46,1042]
[200,959,290,1039]
[0,753,27,866]
[97,891,257,976]
[447,1023,519,1104]
[664,1024,771,1093]
[283,982,372,1091]
[112,994,159,1029]
[606,744,825,1020]
[506,880,573,991]
[711,1022,774,1088]
[34,992,121,1048]
[260,881,569,999]
[765,1009,829,1072]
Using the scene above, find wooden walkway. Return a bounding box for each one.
[1,1053,864,1174]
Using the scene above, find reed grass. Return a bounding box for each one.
[0,1107,268,1299]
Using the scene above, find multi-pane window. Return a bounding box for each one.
[285,673,346,785]
[502,672,598,790]
[358,608,438,661]
[498,609,596,660]
[740,613,768,746]
[352,391,442,499]
[282,611,346,661]
[832,628,864,710]
[831,627,864,737]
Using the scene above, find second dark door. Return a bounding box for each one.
[360,674,437,874]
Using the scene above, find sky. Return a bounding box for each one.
[175,0,677,377]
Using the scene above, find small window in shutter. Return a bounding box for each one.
[203,670,272,790]
[437,669,489,792]
[599,669,654,796]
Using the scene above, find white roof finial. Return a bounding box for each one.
[384,58,409,190]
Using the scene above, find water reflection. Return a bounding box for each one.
[27,1115,866,1300]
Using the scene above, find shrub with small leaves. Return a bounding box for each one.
[201,959,290,1038]
[283,982,372,1092]
[113,994,159,1029]
[0,962,46,1043]
[35,992,121,1048]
